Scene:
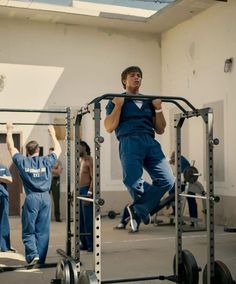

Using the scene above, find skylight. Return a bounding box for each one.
[73,0,176,18]
[2,0,177,20]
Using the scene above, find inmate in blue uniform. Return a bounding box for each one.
[13,153,57,264]
[106,96,175,222]
[0,165,12,252]
[79,186,93,251]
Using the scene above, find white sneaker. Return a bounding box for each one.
[114,223,126,229]
[29,256,39,265]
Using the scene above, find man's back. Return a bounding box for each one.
[12,153,57,194]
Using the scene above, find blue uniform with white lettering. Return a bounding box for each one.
[0,165,12,252]
[12,153,57,264]
[106,96,175,222]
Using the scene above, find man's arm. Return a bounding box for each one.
[104,97,124,133]
[48,125,62,158]
[152,99,166,135]
[6,123,19,157]
[52,160,63,176]
[0,175,13,184]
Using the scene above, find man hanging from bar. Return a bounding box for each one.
[104,66,175,233]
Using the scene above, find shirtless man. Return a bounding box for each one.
[79,141,93,252]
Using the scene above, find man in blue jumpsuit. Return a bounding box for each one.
[6,123,61,265]
[115,153,198,229]
[0,164,13,251]
[104,66,175,232]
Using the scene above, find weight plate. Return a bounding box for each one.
[108,211,116,219]
[55,259,71,284]
[202,260,234,284]
[68,259,79,284]
[184,166,199,184]
[78,270,98,284]
[173,249,199,284]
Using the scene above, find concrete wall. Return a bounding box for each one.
[161,0,236,225]
[0,17,161,217]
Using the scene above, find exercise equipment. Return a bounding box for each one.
[183,166,200,184]
[107,210,119,219]
[173,250,200,284]
[49,93,234,284]
[153,179,208,232]
[0,107,70,276]
[0,262,57,273]
[202,261,235,284]
[54,258,79,284]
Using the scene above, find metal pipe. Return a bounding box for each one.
[0,122,66,126]
[179,193,207,200]
[77,196,93,202]
[0,108,67,114]
[87,93,197,112]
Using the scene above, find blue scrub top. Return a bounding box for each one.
[0,164,11,197]
[180,156,190,173]
[12,153,57,195]
[106,95,156,140]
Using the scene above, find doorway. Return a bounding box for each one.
[0,133,22,216]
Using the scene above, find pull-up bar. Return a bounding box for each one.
[87,94,197,114]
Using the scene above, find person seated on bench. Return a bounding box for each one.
[168,151,198,221]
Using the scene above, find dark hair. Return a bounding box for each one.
[80,140,91,156]
[121,66,143,89]
[49,147,54,151]
[26,140,39,156]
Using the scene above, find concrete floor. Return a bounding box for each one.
[0,216,236,284]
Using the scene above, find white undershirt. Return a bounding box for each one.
[134,100,143,109]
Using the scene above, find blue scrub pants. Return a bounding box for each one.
[119,134,175,221]
[0,195,11,251]
[80,186,93,251]
[22,192,51,264]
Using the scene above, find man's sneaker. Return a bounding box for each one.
[127,205,140,233]
[29,256,39,265]
[114,222,127,230]
[143,214,151,225]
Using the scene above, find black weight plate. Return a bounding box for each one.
[68,259,79,284]
[173,249,199,284]
[55,259,71,284]
[184,166,199,184]
[202,260,234,284]
[108,211,116,219]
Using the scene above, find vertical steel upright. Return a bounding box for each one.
[74,113,82,269]
[202,108,215,284]
[174,113,185,281]
[94,102,102,282]
[66,107,72,256]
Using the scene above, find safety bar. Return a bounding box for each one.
[179,193,220,203]
[77,196,93,202]
[87,93,197,113]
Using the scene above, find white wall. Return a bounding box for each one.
[0,17,161,196]
[161,0,236,199]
